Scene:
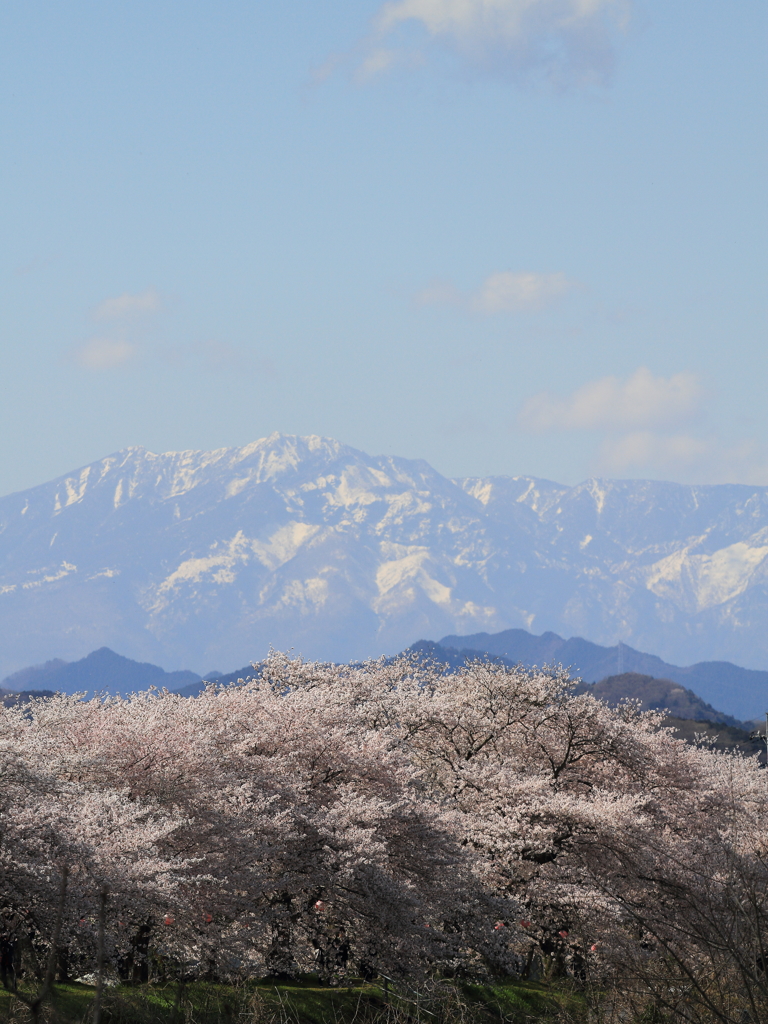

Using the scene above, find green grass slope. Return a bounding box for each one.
[0,977,586,1024]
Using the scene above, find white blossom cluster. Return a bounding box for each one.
[1,653,767,1018]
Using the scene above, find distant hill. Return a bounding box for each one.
[409,641,767,757]
[663,717,764,760]
[576,673,744,729]
[1,658,69,691]
[170,664,254,698]
[9,633,754,734]
[0,647,201,698]
[435,628,768,722]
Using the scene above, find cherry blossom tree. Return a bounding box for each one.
[1,672,471,984]
[1,649,767,1023]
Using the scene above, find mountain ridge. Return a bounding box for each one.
[3,433,768,686]
[434,628,768,721]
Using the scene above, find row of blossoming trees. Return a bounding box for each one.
[2,652,768,1022]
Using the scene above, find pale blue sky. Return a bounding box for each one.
[1,1,766,495]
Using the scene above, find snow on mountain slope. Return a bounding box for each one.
[1,433,768,677]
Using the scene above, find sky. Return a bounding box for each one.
[1,0,766,496]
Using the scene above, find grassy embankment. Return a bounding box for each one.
[0,975,588,1023]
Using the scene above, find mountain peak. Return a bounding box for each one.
[1,647,200,697]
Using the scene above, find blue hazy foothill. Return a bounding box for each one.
[3,626,766,734]
[0,647,201,700]
[425,629,768,724]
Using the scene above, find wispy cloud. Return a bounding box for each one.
[71,288,273,379]
[416,270,578,313]
[377,0,625,38]
[69,287,162,372]
[69,333,273,377]
[366,0,630,85]
[597,432,710,474]
[596,432,768,486]
[92,288,162,322]
[517,367,768,484]
[357,47,428,80]
[71,338,137,370]
[519,368,703,432]
[473,271,575,312]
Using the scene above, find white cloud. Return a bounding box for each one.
[517,368,768,484]
[473,271,575,312]
[71,338,137,370]
[92,288,161,322]
[370,0,629,84]
[416,270,576,313]
[519,368,703,432]
[378,0,620,38]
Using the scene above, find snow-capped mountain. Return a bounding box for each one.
[2,433,768,679]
